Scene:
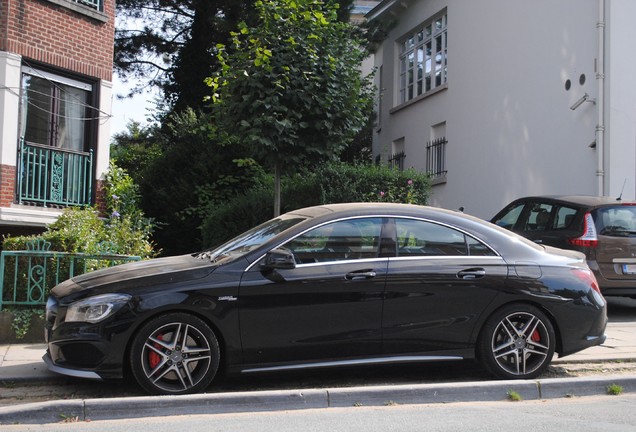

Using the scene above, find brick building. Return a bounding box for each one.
[0,0,114,239]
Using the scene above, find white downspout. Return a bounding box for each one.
[596,0,606,195]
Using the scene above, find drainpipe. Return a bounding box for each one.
[596,0,606,195]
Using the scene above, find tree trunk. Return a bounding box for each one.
[274,162,281,217]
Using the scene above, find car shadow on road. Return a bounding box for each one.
[607,297,636,323]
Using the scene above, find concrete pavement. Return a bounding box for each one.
[1,321,635,424]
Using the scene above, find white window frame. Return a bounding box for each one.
[398,11,447,105]
[20,66,94,152]
[44,0,107,22]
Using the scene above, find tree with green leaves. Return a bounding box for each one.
[110,121,164,185]
[115,0,259,112]
[209,0,374,216]
[127,110,264,256]
[115,0,356,114]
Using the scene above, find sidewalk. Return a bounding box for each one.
[1,322,635,424]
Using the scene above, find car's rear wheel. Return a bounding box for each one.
[478,304,555,380]
[130,313,220,395]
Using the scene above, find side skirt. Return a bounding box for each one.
[240,355,465,374]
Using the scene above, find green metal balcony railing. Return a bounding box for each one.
[0,240,141,310]
[18,141,93,207]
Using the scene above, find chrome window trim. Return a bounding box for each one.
[391,215,501,258]
[246,215,387,272]
[246,214,501,272]
[387,255,505,263]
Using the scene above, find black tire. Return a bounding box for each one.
[478,304,555,380]
[130,313,220,395]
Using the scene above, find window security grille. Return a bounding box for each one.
[426,137,447,178]
[389,151,406,171]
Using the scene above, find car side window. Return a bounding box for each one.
[493,203,525,230]
[554,206,578,229]
[466,236,497,256]
[395,219,495,257]
[284,218,382,263]
[524,203,553,232]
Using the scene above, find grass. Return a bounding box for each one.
[506,390,523,402]
[606,384,624,396]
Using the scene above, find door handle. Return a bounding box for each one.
[345,271,377,280]
[457,268,486,280]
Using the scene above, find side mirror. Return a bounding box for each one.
[262,248,296,270]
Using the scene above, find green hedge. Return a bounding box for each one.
[201,163,431,248]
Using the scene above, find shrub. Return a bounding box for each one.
[201,162,431,248]
[3,162,156,259]
[316,163,430,205]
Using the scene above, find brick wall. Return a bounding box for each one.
[0,0,115,81]
[94,179,107,216]
[0,165,16,207]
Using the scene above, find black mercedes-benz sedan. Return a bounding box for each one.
[44,203,607,395]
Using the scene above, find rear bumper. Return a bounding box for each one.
[558,304,607,358]
[590,264,636,297]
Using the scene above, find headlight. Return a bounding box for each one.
[65,294,131,323]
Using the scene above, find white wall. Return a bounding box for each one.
[605,0,636,200]
[96,79,113,181]
[0,52,21,166]
[372,0,636,219]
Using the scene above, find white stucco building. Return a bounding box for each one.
[368,0,636,219]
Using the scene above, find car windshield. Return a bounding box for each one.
[195,216,307,263]
[595,206,636,237]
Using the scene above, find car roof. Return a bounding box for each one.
[513,195,633,208]
[287,202,467,221]
[282,202,544,256]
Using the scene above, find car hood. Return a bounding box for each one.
[51,254,216,298]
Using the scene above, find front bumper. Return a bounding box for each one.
[43,351,102,380]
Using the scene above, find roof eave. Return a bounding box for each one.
[365,0,398,22]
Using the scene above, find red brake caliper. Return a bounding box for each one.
[531,329,541,342]
[148,334,163,369]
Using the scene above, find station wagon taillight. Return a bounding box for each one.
[568,212,598,247]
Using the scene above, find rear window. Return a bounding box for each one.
[594,206,636,237]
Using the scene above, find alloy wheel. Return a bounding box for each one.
[131,313,219,395]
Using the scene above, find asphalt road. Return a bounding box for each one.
[2,394,636,432]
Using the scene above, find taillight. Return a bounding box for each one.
[573,268,602,295]
[568,212,598,247]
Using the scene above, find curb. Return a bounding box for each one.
[2,374,636,425]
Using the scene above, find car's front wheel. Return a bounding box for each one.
[478,304,555,380]
[130,313,220,395]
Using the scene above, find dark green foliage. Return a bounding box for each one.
[202,188,274,249]
[201,163,431,248]
[110,121,163,186]
[136,110,263,256]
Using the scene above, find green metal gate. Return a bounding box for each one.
[0,239,140,310]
